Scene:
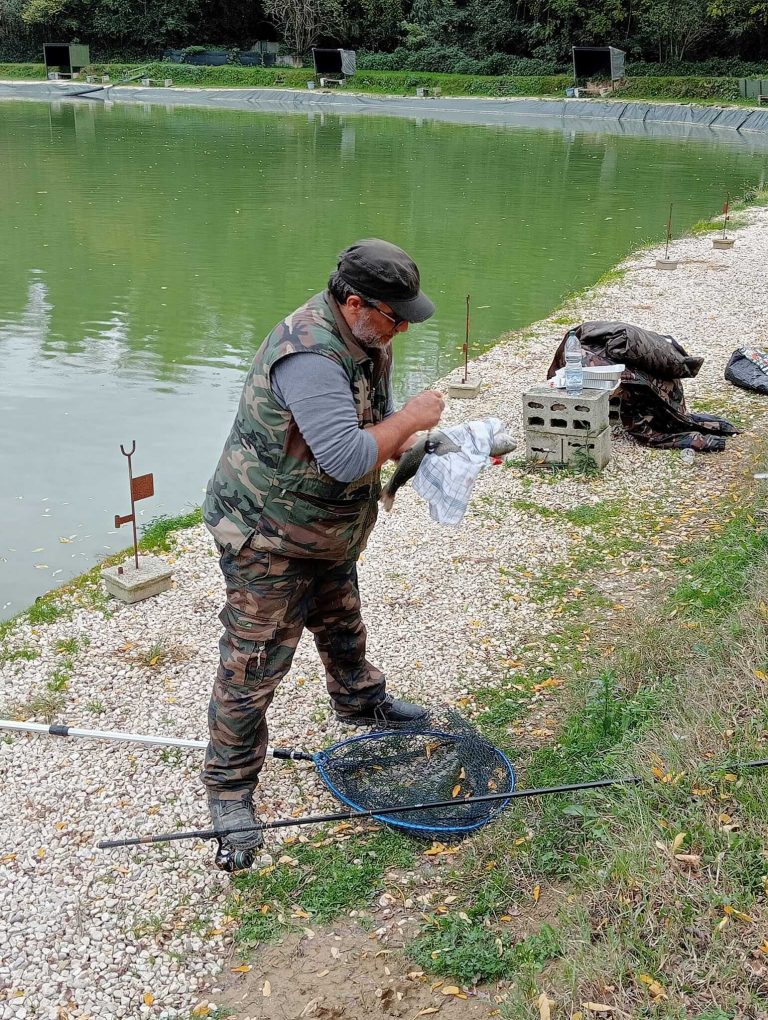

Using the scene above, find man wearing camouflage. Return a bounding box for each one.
[202,239,444,868]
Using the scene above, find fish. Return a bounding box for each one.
[380,427,517,511]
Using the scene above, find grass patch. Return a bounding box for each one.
[140,508,203,552]
[406,481,768,1013]
[409,919,561,986]
[5,689,66,722]
[231,829,415,948]
[0,645,38,665]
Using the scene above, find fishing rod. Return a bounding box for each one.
[462,293,470,385]
[97,758,768,859]
[665,202,673,260]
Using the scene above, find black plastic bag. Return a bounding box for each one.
[724,348,768,396]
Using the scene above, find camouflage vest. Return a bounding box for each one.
[204,291,390,560]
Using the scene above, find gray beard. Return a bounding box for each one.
[351,310,391,348]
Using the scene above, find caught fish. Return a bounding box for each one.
[380,428,517,511]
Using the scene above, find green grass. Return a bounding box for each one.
[409,918,561,986]
[406,484,768,1013]
[0,645,38,665]
[140,508,203,551]
[54,636,79,656]
[231,829,415,948]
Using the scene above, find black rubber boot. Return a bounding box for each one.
[208,791,265,872]
[335,694,427,727]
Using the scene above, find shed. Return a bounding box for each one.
[311,48,356,80]
[572,46,625,83]
[44,43,91,78]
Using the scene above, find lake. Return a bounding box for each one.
[1,97,766,618]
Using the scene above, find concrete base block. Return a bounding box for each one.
[713,238,735,249]
[563,428,611,470]
[101,556,173,605]
[656,258,678,270]
[448,379,482,399]
[526,426,611,470]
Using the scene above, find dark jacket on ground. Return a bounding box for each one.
[547,321,739,451]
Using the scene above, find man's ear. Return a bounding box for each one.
[345,294,365,312]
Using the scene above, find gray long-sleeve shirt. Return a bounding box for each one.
[271,352,394,483]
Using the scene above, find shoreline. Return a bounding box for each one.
[3,79,768,141]
[2,207,768,1017]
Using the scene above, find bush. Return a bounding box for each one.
[626,58,768,77]
[357,46,562,76]
[620,76,742,101]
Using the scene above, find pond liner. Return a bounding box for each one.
[3,82,768,146]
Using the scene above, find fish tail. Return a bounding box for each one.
[380,490,395,512]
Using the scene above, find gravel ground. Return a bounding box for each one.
[2,209,768,1019]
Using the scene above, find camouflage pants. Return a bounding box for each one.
[203,543,386,795]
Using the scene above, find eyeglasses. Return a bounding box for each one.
[366,301,407,330]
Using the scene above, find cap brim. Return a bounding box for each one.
[387,289,435,324]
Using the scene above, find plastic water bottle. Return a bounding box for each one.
[564,331,584,397]
[680,447,695,466]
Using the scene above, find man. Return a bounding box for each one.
[202,238,445,869]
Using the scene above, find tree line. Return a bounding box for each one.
[1,0,767,67]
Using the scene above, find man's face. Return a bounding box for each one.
[342,296,409,349]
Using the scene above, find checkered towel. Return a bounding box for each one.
[412,417,507,526]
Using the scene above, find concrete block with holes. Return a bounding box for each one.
[522,384,612,469]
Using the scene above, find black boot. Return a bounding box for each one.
[335,694,427,727]
[208,791,265,872]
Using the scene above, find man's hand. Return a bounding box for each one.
[367,389,445,469]
[401,389,445,432]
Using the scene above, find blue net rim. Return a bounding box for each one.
[314,729,517,835]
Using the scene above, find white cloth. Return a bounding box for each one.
[412,417,506,526]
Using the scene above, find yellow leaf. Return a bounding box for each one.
[54,822,67,831]
[716,915,730,932]
[753,670,768,682]
[533,885,541,902]
[538,992,553,1020]
[671,832,686,852]
[638,975,654,985]
[191,1007,210,1017]
[647,981,666,1000]
[231,964,252,973]
[36,847,46,859]
[674,853,701,868]
[148,655,160,666]
[723,905,754,923]
[758,941,768,954]
[451,785,461,798]
[572,1013,584,1020]
[442,986,461,995]
[143,993,154,1006]
[500,915,513,922]
[262,980,271,997]
[415,1010,440,1017]
[1,853,17,863]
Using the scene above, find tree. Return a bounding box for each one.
[637,0,714,61]
[263,0,343,54]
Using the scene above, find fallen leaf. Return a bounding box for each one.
[1,853,17,863]
[753,670,768,682]
[191,1007,210,1017]
[723,905,754,923]
[231,965,252,973]
[533,885,541,902]
[315,970,329,978]
[142,993,154,1006]
[674,853,701,868]
[538,992,553,1020]
[262,980,271,997]
[441,986,461,995]
[671,832,686,852]
[451,785,462,798]
[582,1004,615,1014]
[36,848,46,859]
[414,1010,440,1017]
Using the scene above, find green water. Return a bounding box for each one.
[1,98,766,618]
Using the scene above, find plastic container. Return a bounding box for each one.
[680,448,696,466]
[564,331,584,397]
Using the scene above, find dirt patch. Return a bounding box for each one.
[218,922,503,1019]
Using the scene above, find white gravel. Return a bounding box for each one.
[2,208,768,1018]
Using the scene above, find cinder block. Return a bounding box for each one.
[525,430,564,465]
[523,385,610,436]
[563,427,611,469]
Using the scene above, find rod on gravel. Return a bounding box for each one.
[97,758,768,851]
[0,719,312,760]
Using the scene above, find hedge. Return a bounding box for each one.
[0,62,748,103]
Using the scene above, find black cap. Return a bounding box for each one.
[336,238,435,323]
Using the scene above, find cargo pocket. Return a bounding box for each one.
[218,604,279,689]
